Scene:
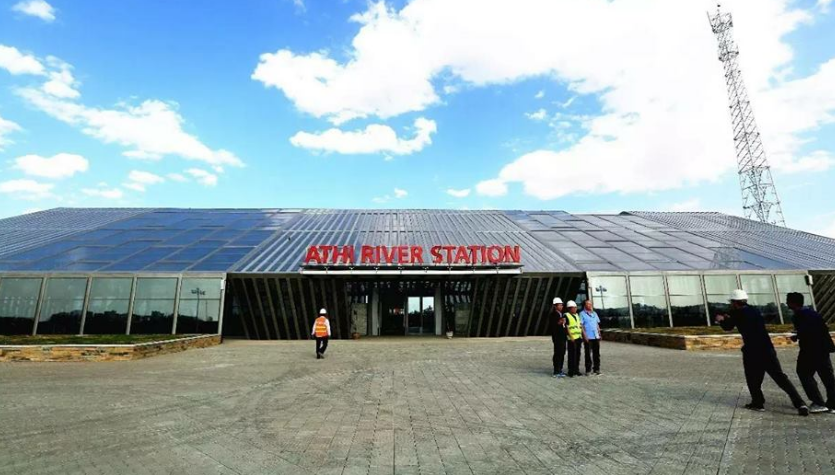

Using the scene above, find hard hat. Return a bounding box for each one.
[553,297,563,305]
[319,308,327,315]
[728,289,748,301]
[566,300,577,308]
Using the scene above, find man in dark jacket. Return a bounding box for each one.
[717,289,809,416]
[549,298,567,378]
[787,292,835,414]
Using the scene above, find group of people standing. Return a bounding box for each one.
[549,298,601,378]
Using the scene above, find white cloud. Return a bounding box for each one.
[0,179,53,199]
[0,114,22,150]
[254,0,833,200]
[166,173,188,182]
[123,170,165,192]
[666,198,703,212]
[289,117,436,155]
[818,0,833,13]
[12,0,55,22]
[18,88,244,168]
[525,108,547,121]
[535,90,545,99]
[0,44,45,75]
[41,59,80,99]
[186,168,218,187]
[373,187,409,203]
[82,185,123,200]
[446,188,471,198]
[475,179,508,197]
[394,187,408,198]
[13,153,89,179]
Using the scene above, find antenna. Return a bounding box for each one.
[708,4,786,226]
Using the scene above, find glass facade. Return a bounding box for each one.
[667,275,707,327]
[131,278,178,334]
[630,276,669,328]
[740,275,780,324]
[588,275,631,328]
[37,278,87,334]
[704,275,737,323]
[0,277,42,335]
[85,278,132,334]
[177,278,222,334]
[775,274,812,318]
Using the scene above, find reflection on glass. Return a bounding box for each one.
[741,275,780,324]
[667,275,707,327]
[589,276,631,328]
[704,275,738,295]
[131,278,177,334]
[0,278,42,335]
[177,278,222,334]
[630,275,669,328]
[422,296,435,334]
[37,278,87,334]
[84,278,132,334]
[775,274,812,316]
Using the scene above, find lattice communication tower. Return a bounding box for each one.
[708,4,786,226]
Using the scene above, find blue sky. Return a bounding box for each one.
[1,0,834,236]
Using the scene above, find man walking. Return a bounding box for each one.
[580,299,602,375]
[550,298,567,378]
[717,290,809,416]
[312,308,331,359]
[564,301,583,378]
[787,292,835,414]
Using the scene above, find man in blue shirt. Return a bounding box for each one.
[787,292,835,414]
[580,299,601,375]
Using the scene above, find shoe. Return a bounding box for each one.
[553,373,559,378]
[558,372,566,378]
[743,403,765,412]
[798,405,810,416]
[809,404,829,414]
[594,371,601,376]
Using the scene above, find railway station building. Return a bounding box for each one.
[0,208,833,339]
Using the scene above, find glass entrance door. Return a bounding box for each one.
[407,296,434,335]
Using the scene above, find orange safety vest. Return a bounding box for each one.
[313,316,329,338]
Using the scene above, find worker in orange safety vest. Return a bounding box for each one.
[312,308,332,359]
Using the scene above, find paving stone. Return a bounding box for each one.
[1,338,833,474]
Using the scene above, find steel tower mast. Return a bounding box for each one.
[708,4,786,226]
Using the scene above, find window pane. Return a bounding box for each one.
[706,295,731,322]
[740,275,775,294]
[130,299,174,334]
[670,295,707,327]
[632,296,669,328]
[588,276,628,297]
[176,299,220,334]
[775,275,809,295]
[667,275,702,296]
[85,299,129,334]
[630,275,665,296]
[180,278,223,300]
[89,278,132,300]
[748,293,781,324]
[704,275,738,295]
[0,277,42,335]
[594,296,631,328]
[37,278,87,334]
[135,278,178,300]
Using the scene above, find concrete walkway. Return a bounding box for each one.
[1,338,833,474]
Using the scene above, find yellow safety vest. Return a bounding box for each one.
[565,313,582,341]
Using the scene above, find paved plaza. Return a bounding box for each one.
[1,338,834,475]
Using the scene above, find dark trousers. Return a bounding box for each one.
[796,350,835,408]
[552,335,566,374]
[315,337,329,356]
[743,348,805,408]
[583,339,601,373]
[567,339,582,376]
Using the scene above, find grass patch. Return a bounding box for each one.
[611,324,835,336]
[0,334,199,345]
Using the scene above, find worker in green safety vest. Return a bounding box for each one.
[564,301,584,377]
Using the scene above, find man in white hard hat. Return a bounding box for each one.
[563,300,584,377]
[549,298,567,378]
[311,308,332,359]
[717,289,809,416]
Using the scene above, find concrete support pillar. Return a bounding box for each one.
[435,286,442,336]
[371,287,380,336]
